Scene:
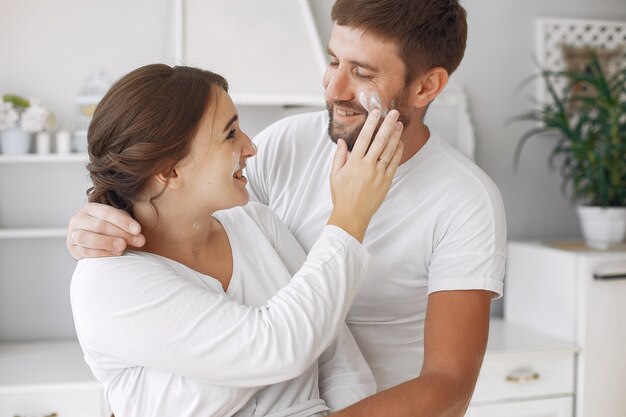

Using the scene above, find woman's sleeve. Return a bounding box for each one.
[71,225,369,388]
[317,324,376,411]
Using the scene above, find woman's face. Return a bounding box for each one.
[174,89,256,212]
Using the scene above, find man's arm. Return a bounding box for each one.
[330,289,492,417]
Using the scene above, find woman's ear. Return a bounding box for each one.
[154,164,182,189]
[409,67,449,109]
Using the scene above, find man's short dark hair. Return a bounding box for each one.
[331,0,468,83]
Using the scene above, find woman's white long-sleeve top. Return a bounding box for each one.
[71,202,375,417]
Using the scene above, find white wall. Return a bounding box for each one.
[2,0,626,240]
[458,0,626,241]
[0,0,176,131]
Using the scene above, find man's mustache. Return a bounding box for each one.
[328,100,367,114]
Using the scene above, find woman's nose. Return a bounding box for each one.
[242,133,257,158]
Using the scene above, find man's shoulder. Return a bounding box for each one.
[254,110,328,147]
[424,134,501,200]
[398,133,505,233]
[249,110,333,178]
[217,203,281,239]
[224,201,276,226]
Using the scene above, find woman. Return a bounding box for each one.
[71,64,403,417]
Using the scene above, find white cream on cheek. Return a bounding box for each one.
[358,89,388,117]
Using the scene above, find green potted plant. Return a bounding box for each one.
[0,94,50,155]
[512,54,626,249]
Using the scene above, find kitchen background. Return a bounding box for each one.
[0,0,625,326]
[2,2,626,417]
[3,0,626,244]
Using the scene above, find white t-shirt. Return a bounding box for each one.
[71,202,375,417]
[247,111,506,390]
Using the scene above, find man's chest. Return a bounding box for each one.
[269,174,438,313]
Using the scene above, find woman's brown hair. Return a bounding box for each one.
[86,64,228,216]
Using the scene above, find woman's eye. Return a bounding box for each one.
[329,60,339,68]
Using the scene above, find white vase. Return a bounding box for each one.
[576,206,626,249]
[0,127,31,155]
[36,131,51,154]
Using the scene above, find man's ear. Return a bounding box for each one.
[410,67,449,108]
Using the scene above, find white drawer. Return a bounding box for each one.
[0,383,107,417]
[471,350,575,404]
[466,396,573,417]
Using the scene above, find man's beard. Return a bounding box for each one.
[326,90,412,151]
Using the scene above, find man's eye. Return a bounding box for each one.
[354,69,374,80]
[227,129,236,140]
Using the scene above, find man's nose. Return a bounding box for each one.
[324,68,353,103]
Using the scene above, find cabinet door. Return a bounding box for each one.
[0,385,107,417]
[471,351,574,404]
[466,397,573,417]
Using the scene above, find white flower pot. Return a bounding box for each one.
[576,206,626,249]
[0,127,31,155]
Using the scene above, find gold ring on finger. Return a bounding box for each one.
[377,158,389,166]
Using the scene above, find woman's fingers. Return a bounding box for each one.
[376,121,403,169]
[364,110,400,164]
[331,138,349,176]
[351,109,382,158]
[384,141,404,178]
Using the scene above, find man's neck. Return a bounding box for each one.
[399,120,430,165]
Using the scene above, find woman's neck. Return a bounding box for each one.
[132,199,217,260]
[134,201,234,290]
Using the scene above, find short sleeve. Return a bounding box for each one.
[427,177,506,298]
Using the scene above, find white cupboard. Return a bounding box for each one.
[0,341,106,417]
[467,319,576,417]
[505,241,626,417]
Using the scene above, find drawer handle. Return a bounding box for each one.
[14,414,57,417]
[505,369,540,384]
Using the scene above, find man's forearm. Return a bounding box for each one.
[330,369,476,417]
[332,291,492,417]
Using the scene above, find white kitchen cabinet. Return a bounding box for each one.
[505,240,626,417]
[467,319,576,417]
[0,340,106,417]
[0,155,98,415]
[466,397,573,417]
[0,154,89,342]
[177,0,327,107]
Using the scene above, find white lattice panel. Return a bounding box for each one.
[535,17,626,102]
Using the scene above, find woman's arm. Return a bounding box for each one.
[71,225,368,388]
[247,202,376,409]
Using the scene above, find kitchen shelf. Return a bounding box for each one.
[0,154,88,164]
[0,228,67,239]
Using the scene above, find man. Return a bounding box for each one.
[68,1,506,416]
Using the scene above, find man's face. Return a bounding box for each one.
[323,24,413,150]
